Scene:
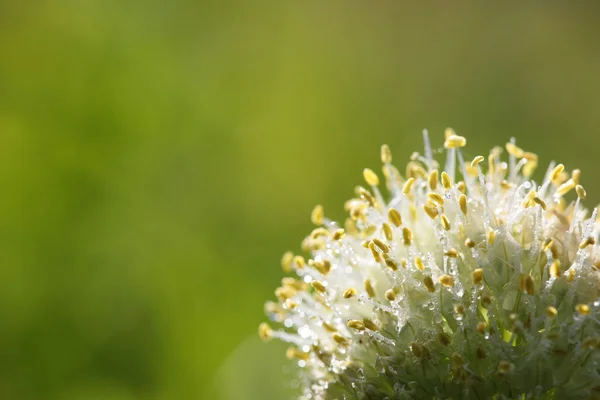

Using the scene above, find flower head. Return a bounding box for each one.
[260,130,600,399]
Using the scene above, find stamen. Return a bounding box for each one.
[363,168,380,186]
[343,288,357,299]
[388,208,402,227]
[311,205,324,225]
[380,144,392,164]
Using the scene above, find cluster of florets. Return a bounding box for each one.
[260,130,600,399]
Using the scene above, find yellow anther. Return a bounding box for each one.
[402,177,415,194]
[400,258,408,269]
[388,208,402,227]
[567,268,576,282]
[275,286,296,301]
[347,319,365,331]
[522,159,538,177]
[444,127,455,140]
[311,204,324,225]
[368,242,382,262]
[543,239,553,253]
[458,194,468,216]
[423,202,440,219]
[500,180,514,190]
[360,240,370,249]
[471,155,485,168]
[441,215,451,231]
[441,171,452,190]
[286,347,310,360]
[533,196,547,210]
[406,162,427,179]
[579,236,595,249]
[311,281,327,293]
[472,268,484,284]
[363,318,377,331]
[505,142,524,158]
[333,333,349,345]
[364,279,376,298]
[385,289,396,301]
[258,322,273,341]
[572,169,581,184]
[439,274,455,287]
[556,179,576,196]
[444,134,467,149]
[384,256,398,271]
[522,274,535,295]
[423,276,436,293]
[410,204,417,221]
[445,248,459,258]
[465,238,475,248]
[549,260,561,278]
[284,298,298,310]
[382,222,393,241]
[576,304,590,316]
[522,152,538,162]
[313,260,332,275]
[576,184,586,199]
[281,251,294,272]
[332,228,345,240]
[363,168,380,186]
[476,322,487,334]
[343,288,357,299]
[415,256,425,271]
[545,306,557,319]
[428,169,438,190]
[372,238,390,253]
[322,321,337,332]
[381,144,392,164]
[487,228,496,246]
[457,181,466,193]
[403,227,413,246]
[550,164,564,182]
[594,261,600,271]
[428,192,445,205]
[282,277,306,291]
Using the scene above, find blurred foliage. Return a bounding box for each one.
[3,1,600,399]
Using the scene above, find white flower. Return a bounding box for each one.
[260,130,600,399]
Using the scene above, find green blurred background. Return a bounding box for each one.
[4,1,600,399]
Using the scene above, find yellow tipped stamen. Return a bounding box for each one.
[556,179,576,196]
[444,127,455,140]
[311,205,325,226]
[364,279,376,298]
[444,134,467,149]
[380,144,392,164]
[415,256,425,271]
[457,181,466,193]
[313,260,332,275]
[550,164,564,182]
[403,227,413,246]
[579,236,595,249]
[369,242,382,262]
[388,208,402,227]
[576,184,586,199]
[322,321,337,332]
[372,238,390,253]
[428,169,438,190]
[576,304,590,316]
[444,248,459,258]
[402,177,415,194]
[423,276,435,293]
[423,203,440,219]
[343,288,357,299]
[465,238,475,248]
[441,214,451,231]
[441,171,452,190]
[332,228,345,240]
[476,322,487,334]
[567,268,576,282]
[284,298,298,310]
[410,204,418,221]
[549,260,561,278]
[505,143,524,158]
[521,274,535,295]
[500,180,514,190]
[363,318,377,331]
[487,228,496,246]
[471,155,485,168]
[333,333,349,345]
[311,281,327,293]
[545,306,558,319]
[472,268,484,285]
[459,194,467,216]
[382,222,393,241]
[347,320,365,331]
[363,168,380,186]
[439,274,455,287]
[533,196,547,210]
[384,289,396,301]
[428,192,445,205]
[258,322,273,341]
[286,347,310,360]
[281,251,294,272]
[384,256,398,271]
[572,169,581,184]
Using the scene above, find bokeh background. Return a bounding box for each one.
[5,2,600,399]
